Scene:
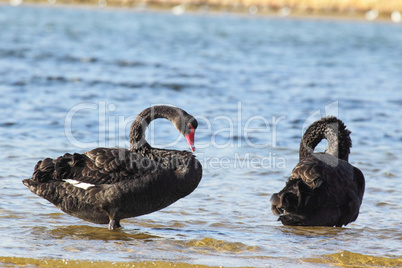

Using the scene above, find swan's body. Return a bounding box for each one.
[23,106,202,230]
[271,116,365,227]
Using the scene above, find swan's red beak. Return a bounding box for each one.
[185,125,195,152]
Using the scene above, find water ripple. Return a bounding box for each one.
[0,5,401,267]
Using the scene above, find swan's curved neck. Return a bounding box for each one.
[129,106,182,151]
[299,117,351,161]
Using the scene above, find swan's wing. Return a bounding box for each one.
[353,166,365,201]
[272,154,364,226]
[290,155,356,207]
[345,166,365,223]
[30,148,154,186]
[22,146,202,227]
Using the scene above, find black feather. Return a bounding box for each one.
[23,106,202,230]
[271,117,365,227]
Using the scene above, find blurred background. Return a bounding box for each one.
[5,0,402,22]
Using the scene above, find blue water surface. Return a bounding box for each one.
[0,4,402,267]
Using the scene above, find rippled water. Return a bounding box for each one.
[1,4,402,267]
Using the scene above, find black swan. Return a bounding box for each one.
[270,116,365,227]
[23,105,202,230]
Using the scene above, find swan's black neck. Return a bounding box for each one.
[129,106,186,151]
[299,116,352,161]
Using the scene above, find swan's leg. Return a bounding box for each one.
[105,205,123,230]
[107,208,121,230]
[108,219,121,230]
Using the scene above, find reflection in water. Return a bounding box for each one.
[47,225,160,241]
[276,226,348,237]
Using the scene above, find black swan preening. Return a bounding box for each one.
[23,106,202,230]
[271,116,365,227]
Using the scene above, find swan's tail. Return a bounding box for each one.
[22,153,86,194]
[22,157,55,194]
[299,116,352,161]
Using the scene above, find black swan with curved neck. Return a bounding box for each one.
[270,116,365,227]
[23,106,202,230]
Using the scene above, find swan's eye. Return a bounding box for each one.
[187,123,193,133]
[187,118,198,130]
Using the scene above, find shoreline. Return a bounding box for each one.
[2,0,402,24]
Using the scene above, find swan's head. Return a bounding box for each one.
[131,106,199,152]
[174,112,198,153]
[183,117,198,152]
